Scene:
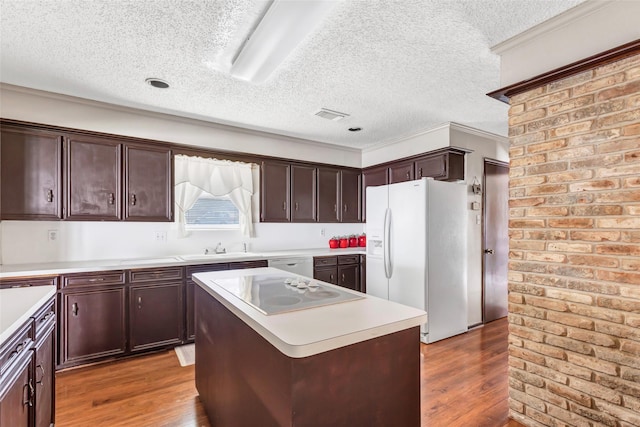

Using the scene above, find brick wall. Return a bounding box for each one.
[507,53,640,427]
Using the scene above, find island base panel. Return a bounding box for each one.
[195,285,421,427]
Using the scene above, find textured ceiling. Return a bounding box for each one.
[0,0,584,150]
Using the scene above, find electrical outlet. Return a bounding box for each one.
[320,228,326,236]
[47,229,58,241]
[154,231,167,242]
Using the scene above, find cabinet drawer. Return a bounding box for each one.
[186,263,230,279]
[338,255,359,265]
[32,298,56,338]
[128,267,184,283]
[0,275,58,289]
[0,321,33,376]
[229,260,268,270]
[314,256,337,267]
[62,271,125,289]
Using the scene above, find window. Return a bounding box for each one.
[184,193,239,230]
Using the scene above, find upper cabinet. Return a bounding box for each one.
[0,127,63,220]
[317,167,361,223]
[65,136,122,220]
[261,161,361,223]
[388,160,414,184]
[261,161,291,222]
[290,164,317,222]
[124,145,173,221]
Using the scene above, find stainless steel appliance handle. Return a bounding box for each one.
[384,208,392,279]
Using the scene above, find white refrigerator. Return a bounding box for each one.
[366,178,467,343]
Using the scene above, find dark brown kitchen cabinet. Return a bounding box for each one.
[0,349,32,427]
[0,127,63,220]
[359,255,367,293]
[340,169,361,223]
[65,136,122,220]
[313,255,362,291]
[58,285,126,368]
[124,144,173,222]
[414,150,465,181]
[317,168,340,223]
[317,168,361,223]
[0,295,55,427]
[389,160,414,184]
[361,166,388,222]
[129,282,184,352]
[290,164,316,222]
[261,161,290,222]
[33,323,54,427]
[186,263,230,342]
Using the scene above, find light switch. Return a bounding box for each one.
[471,201,481,210]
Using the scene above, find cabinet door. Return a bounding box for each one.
[260,161,290,222]
[124,145,173,221]
[359,255,367,294]
[186,263,230,342]
[1,127,62,220]
[388,160,414,184]
[60,287,126,366]
[338,264,360,291]
[317,168,340,223]
[130,282,184,352]
[65,136,122,220]
[340,170,361,223]
[0,353,32,427]
[33,327,54,427]
[415,154,446,179]
[291,164,316,222]
[314,267,338,285]
[362,166,388,222]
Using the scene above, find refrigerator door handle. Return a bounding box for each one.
[384,208,392,279]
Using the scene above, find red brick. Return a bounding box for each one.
[570,230,620,242]
[597,80,640,101]
[548,94,594,114]
[548,218,593,228]
[569,179,619,192]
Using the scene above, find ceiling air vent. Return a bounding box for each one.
[314,108,349,121]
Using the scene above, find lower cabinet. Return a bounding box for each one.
[313,255,364,292]
[0,353,32,427]
[59,287,127,367]
[129,282,184,352]
[0,295,55,427]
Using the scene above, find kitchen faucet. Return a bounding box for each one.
[204,243,226,255]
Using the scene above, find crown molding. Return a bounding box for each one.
[491,1,609,55]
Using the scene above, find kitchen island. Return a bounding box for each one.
[192,267,427,427]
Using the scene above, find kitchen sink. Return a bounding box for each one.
[178,252,253,261]
[119,257,182,265]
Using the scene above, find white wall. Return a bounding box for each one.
[0,220,362,265]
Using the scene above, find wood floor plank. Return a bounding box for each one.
[56,317,523,427]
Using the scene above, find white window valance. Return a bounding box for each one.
[174,155,256,237]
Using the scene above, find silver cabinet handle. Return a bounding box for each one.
[46,189,53,202]
[344,204,347,212]
[282,201,286,211]
[36,364,45,385]
[295,202,299,211]
[138,296,142,309]
[418,168,423,178]
[130,193,137,206]
[108,193,115,205]
[484,249,494,254]
[72,302,79,316]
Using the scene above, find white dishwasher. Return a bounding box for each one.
[268,257,314,278]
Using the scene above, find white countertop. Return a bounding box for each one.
[0,285,56,346]
[0,248,365,279]
[193,267,427,358]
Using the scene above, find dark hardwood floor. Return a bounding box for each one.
[56,317,522,426]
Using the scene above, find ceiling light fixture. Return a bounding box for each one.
[145,78,169,89]
[230,0,339,83]
[315,108,349,121]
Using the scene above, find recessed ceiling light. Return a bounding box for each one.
[145,78,169,89]
[348,127,362,132]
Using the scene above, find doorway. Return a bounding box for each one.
[482,159,509,323]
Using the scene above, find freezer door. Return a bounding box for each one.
[365,185,389,299]
[387,180,427,312]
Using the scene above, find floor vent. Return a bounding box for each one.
[314,108,349,121]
